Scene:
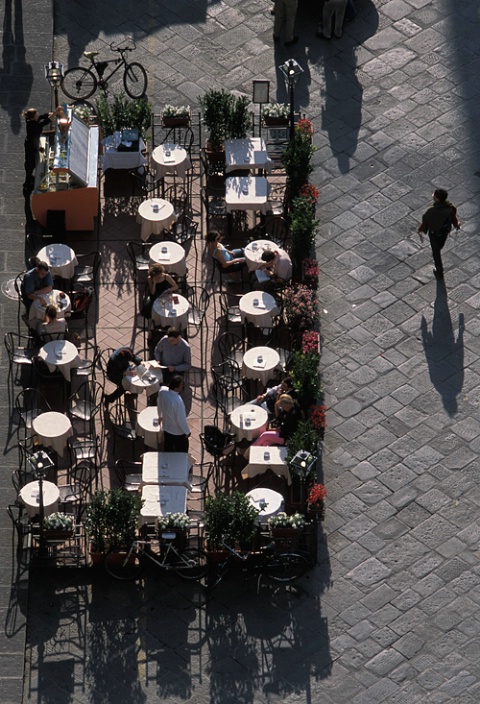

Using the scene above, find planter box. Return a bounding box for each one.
[270,528,301,550]
[264,117,289,126]
[162,117,190,127]
[307,504,325,521]
[44,530,73,542]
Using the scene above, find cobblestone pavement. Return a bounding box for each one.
[2,0,480,702]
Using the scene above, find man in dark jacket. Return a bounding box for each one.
[104,347,142,407]
[418,188,460,279]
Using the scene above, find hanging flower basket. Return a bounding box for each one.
[162,104,191,127]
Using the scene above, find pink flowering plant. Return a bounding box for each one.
[283,284,319,329]
[302,329,320,355]
[303,258,320,288]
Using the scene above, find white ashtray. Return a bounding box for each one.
[161,246,168,253]
[253,299,259,307]
[245,417,251,427]
[264,452,270,461]
[257,356,263,364]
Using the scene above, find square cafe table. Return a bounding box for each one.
[225,176,269,215]
[141,451,191,487]
[242,446,291,485]
[139,484,188,525]
[225,138,272,174]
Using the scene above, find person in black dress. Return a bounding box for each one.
[140,263,178,319]
[23,107,52,191]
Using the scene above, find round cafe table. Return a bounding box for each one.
[38,340,80,382]
[136,197,176,242]
[242,346,280,385]
[19,480,60,518]
[149,241,187,277]
[28,289,71,323]
[136,407,164,449]
[37,244,78,279]
[229,403,268,442]
[122,361,163,398]
[151,293,190,331]
[32,411,73,457]
[244,240,275,272]
[239,291,280,328]
[151,143,192,181]
[246,487,284,522]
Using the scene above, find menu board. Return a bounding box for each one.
[68,114,90,186]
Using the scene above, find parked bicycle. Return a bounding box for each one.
[208,541,310,591]
[104,530,208,581]
[61,40,148,101]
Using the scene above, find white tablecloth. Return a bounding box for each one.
[151,143,192,180]
[32,411,73,456]
[246,487,284,522]
[37,244,78,279]
[225,176,269,214]
[239,291,280,328]
[122,361,163,398]
[101,133,146,171]
[229,404,268,442]
[242,446,291,485]
[136,198,176,242]
[151,294,189,330]
[149,241,187,277]
[242,347,280,385]
[244,240,276,272]
[136,408,164,449]
[38,340,81,382]
[19,480,60,518]
[139,484,188,525]
[225,138,272,174]
[28,289,72,323]
[141,452,191,487]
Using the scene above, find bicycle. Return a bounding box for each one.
[104,530,209,581]
[208,541,310,592]
[61,40,148,101]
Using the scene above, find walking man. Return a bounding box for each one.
[157,375,191,452]
[318,0,348,39]
[273,0,299,46]
[418,188,460,279]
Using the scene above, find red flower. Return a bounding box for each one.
[310,404,326,430]
[300,184,320,204]
[297,118,314,137]
[308,483,327,504]
[302,330,319,355]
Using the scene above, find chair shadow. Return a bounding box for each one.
[421,279,465,417]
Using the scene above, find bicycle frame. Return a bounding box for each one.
[88,53,126,85]
[127,536,187,571]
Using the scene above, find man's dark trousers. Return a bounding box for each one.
[428,230,449,275]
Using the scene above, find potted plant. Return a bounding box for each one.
[307,483,327,519]
[283,126,315,201]
[156,512,191,550]
[268,512,305,549]
[162,104,191,127]
[283,284,319,332]
[85,489,143,563]
[286,422,320,465]
[43,512,75,542]
[262,103,289,126]
[95,91,152,139]
[199,89,251,160]
[204,491,260,554]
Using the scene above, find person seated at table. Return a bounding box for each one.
[206,231,246,272]
[254,376,296,416]
[140,263,178,319]
[254,248,292,290]
[154,327,191,384]
[21,261,53,311]
[157,375,191,452]
[104,347,143,408]
[37,304,67,337]
[251,394,301,447]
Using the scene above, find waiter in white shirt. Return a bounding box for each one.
[157,375,191,452]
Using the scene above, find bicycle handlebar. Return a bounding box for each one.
[110,39,136,53]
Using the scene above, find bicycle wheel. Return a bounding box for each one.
[62,67,97,101]
[172,548,209,581]
[265,553,309,583]
[123,62,147,99]
[104,547,142,580]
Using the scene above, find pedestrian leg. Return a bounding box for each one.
[428,232,448,276]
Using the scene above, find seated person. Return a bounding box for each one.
[206,230,246,272]
[251,394,301,446]
[37,304,67,337]
[154,327,191,384]
[255,248,292,289]
[254,376,295,415]
[140,263,178,319]
[104,347,142,407]
[21,261,53,311]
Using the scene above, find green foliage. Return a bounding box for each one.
[291,350,321,406]
[85,489,143,552]
[283,130,314,201]
[95,92,152,139]
[199,89,251,151]
[286,420,320,465]
[205,491,260,549]
[290,194,319,272]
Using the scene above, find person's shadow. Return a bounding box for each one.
[1,0,33,135]
[421,280,465,416]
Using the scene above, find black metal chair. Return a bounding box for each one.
[68,283,95,340]
[218,292,242,331]
[108,399,140,459]
[217,331,245,367]
[4,332,36,384]
[200,425,236,483]
[14,388,52,441]
[211,359,246,419]
[185,285,209,339]
[72,251,101,292]
[114,459,143,491]
[68,380,103,431]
